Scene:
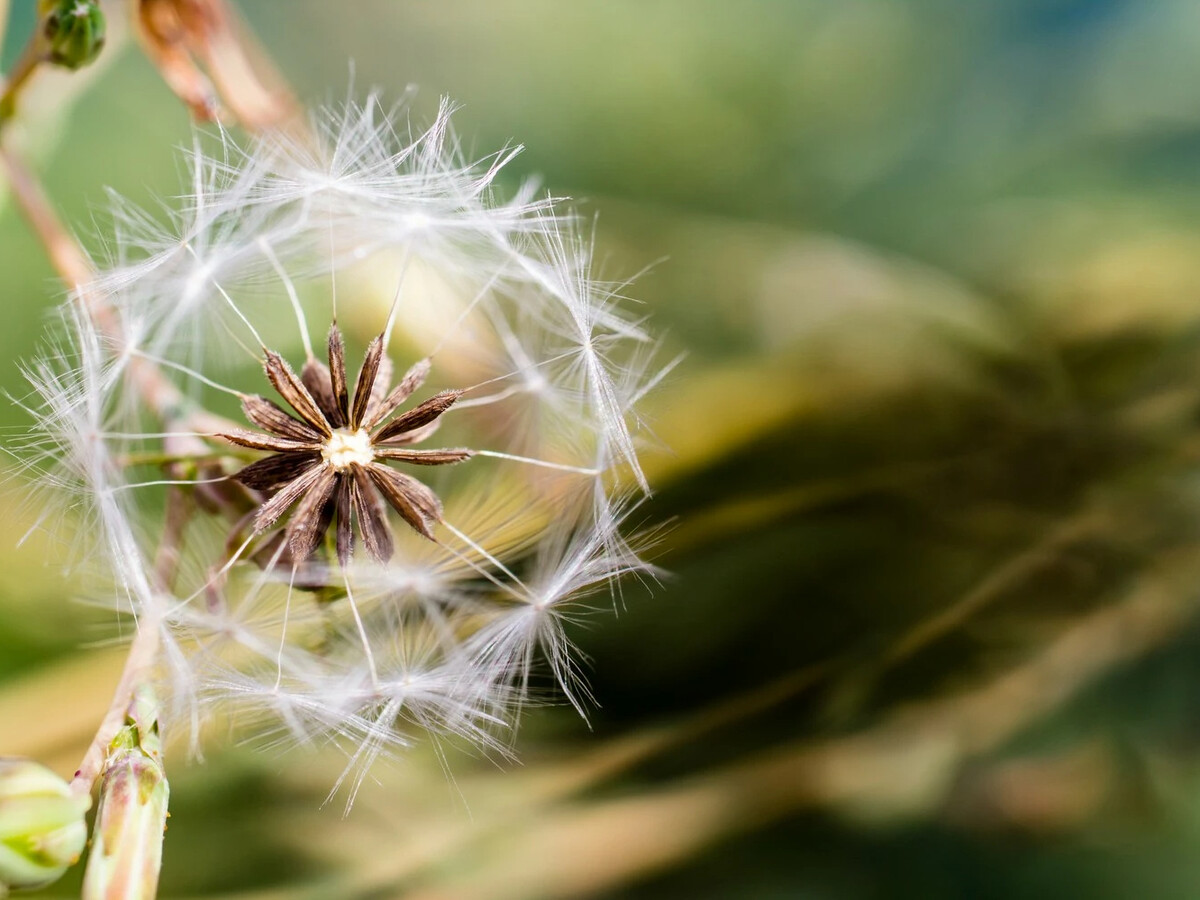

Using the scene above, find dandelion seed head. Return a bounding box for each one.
[17,92,667,798]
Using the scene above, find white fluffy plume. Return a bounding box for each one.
[18,94,667,795]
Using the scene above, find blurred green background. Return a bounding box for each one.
[10,0,1200,897]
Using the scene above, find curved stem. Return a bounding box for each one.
[0,144,239,440]
[68,618,162,799]
[0,24,48,126]
[0,143,88,285]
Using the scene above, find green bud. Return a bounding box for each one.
[82,687,169,900]
[82,755,169,900]
[42,0,106,71]
[0,758,90,892]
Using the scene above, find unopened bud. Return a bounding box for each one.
[82,688,169,900]
[43,0,107,70]
[82,755,169,900]
[0,758,90,892]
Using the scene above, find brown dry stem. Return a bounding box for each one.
[132,0,299,128]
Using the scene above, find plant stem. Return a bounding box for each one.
[0,143,238,439]
[68,618,162,799]
[0,143,88,284]
[118,449,254,468]
[154,487,193,590]
[0,26,48,126]
[0,0,10,62]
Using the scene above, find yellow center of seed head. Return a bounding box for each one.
[323,428,374,470]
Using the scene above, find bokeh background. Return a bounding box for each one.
[8,0,1200,897]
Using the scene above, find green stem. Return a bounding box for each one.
[119,450,254,468]
[0,24,48,127]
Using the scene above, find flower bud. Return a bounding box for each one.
[0,758,90,892]
[82,687,169,900]
[81,752,169,900]
[43,0,107,70]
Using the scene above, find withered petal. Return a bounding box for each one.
[374,389,463,444]
[334,474,354,565]
[376,419,442,446]
[315,492,337,556]
[327,324,351,427]
[373,447,474,466]
[241,394,322,441]
[367,463,440,540]
[264,349,332,436]
[235,452,321,490]
[285,467,339,561]
[364,355,394,425]
[350,335,384,429]
[254,462,332,533]
[362,357,431,431]
[219,429,319,453]
[351,464,395,562]
[300,358,344,429]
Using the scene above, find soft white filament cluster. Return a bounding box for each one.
[19,95,666,794]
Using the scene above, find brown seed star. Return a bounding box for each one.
[220,324,472,565]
